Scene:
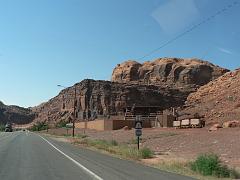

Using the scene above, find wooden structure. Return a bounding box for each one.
[124,106,162,122]
[155,114,175,128]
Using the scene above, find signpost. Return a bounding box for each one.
[135,115,143,150]
[66,123,73,136]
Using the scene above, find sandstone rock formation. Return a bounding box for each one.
[112,58,228,87]
[0,101,35,125]
[180,69,240,125]
[33,79,192,124]
[33,58,229,125]
[0,58,230,126]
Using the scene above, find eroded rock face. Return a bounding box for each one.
[33,79,191,124]
[112,58,229,87]
[0,101,35,124]
[180,69,240,125]
[33,58,229,125]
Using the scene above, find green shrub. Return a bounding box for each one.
[191,154,219,176]
[29,122,48,131]
[140,147,154,159]
[56,120,68,128]
[191,154,239,178]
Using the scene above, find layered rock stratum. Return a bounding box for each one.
[33,79,193,123]
[33,58,228,124]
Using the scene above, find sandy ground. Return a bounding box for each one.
[44,127,240,169]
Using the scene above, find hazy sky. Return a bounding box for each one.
[0,0,239,107]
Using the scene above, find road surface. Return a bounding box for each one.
[0,131,194,180]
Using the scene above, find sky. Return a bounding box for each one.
[0,0,239,107]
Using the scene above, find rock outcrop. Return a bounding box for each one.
[112,58,228,87]
[180,69,240,125]
[0,58,230,126]
[33,58,229,125]
[0,101,35,125]
[33,79,192,124]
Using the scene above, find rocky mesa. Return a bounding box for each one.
[33,58,228,125]
[112,58,228,88]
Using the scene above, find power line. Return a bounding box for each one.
[138,0,239,60]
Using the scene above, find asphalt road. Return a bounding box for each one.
[0,131,194,180]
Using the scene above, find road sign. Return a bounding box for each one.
[135,116,143,136]
[135,129,142,137]
[135,115,143,129]
[135,115,143,150]
[66,123,73,128]
[135,122,142,129]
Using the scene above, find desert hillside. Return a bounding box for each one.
[181,69,240,124]
[0,101,35,124]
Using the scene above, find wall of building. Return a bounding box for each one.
[75,119,152,131]
[104,120,113,131]
[75,120,104,131]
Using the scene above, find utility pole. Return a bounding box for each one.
[72,85,77,137]
[57,84,77,138]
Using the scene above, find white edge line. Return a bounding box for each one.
[38,134,103,180]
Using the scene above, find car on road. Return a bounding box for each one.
[5,123,13,132]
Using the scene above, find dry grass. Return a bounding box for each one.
[73,137,153,160]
